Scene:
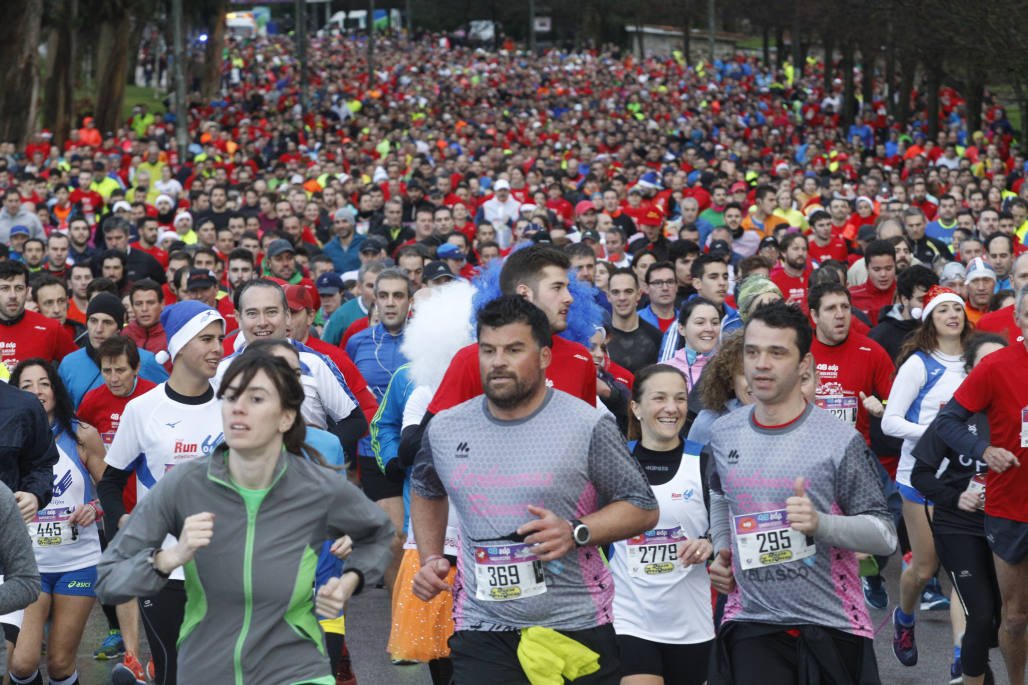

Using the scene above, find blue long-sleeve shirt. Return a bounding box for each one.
[59,346,169,408]
[369,364,417,531]
[346,323,408,456]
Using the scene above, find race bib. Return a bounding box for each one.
[734,509,815,570]
[816,395,858,426]
[474,543,546,601]
[30,508,77,547]
[626,527,687,578]
[1021,408,1028,448]
[966,474,987,510]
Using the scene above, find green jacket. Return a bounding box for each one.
[96,448,393,685]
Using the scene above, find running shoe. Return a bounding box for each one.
[111,653,146,684]
[147,659,155,680]
[891,608,918,666]
[862,575,888,610]
[93,629,125,660]
[949,655,962,684]
[920,577,950,611]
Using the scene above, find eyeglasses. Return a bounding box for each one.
[648,279,676,289]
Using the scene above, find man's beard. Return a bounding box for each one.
[484,369,543,409]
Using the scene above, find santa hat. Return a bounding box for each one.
[154,301,224,365]
[173,211,193,227]
[912,285,964,322]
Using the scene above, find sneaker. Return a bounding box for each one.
[111,653,146,685]
[391,658,418,665]
[949,655,962,684]
[93,630,125,660]
[891,608,918,666]
[920,578,950,611]
[862,575,888,610]
[147,659,155,680]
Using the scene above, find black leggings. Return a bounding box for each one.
[934,533,1001,678]
[139,580,186,685]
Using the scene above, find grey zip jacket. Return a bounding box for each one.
[96,448,394,685]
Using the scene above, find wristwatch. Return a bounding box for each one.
[570,519,591,547]
[148,548,171,579]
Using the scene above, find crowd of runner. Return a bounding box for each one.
[0,28,1027,685]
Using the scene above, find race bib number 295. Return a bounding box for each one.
[734,508,815,571]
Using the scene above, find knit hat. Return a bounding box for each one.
[912,285,964,322]
[154,301,224,364]
[86,293,126,329]
[964,257,996,285]
[737,275,783,322]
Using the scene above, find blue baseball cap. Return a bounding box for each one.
[316,272,344,294]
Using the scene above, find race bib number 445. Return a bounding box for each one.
[30,508,77,547]
[734,509,815,570]
[474,543,546,601]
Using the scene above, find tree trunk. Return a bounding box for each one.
[95,14,132,135]
[965,68,985,135]
[0,0,43,147]
[884,23,896,119]
[1014,77,1028,155]
[860,43,875,114]
[774,25,784,69]
[841,39,856,130]
[762,25,770,66]
[791,0,802,76]
[43,18,77,147]
[821,30,834,94]
[925,61,941,140]
[202,0,229,100]
[897,52,916,130]
[125,16,146,89]
[636,22,644,58]
[681,0,690,64]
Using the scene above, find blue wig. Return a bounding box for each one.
[469,244,605,347]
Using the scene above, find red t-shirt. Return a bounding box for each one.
[953,342,1028,521]
[302,335,379,426]
[808,235,850,265]
[216,295,238,334]
[340,317,370,351]
[810,333,894,444]
[427,336,597,414]
[849,281,896,326]
[0,310,78,371]
[770,267,809,309]
[130,242,169,269]
[78,378,157,513]
[975,305,1024,345]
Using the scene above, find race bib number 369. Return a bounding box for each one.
[474,543,546,601]
[734,509,815,570]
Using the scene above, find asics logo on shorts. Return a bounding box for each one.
[66,581,92,588]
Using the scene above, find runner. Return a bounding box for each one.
[8,360,106,685]
[606,268,663,374]
[881,286,972,672]
[0,481,40,680]
[659,297,720,391]
[411,295,659,684]
[96,350,394,684]
[910,333,1007,685]
[97,301,225,685]
[705,301,897,683]
[611,364,715,685]
[934,282,1028,685]
[77,335,156,676]
[0,260,76,373]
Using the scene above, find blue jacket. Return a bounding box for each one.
[59,347,169,408]
[346,323,408,456]
[369,364,417,531]
[321,234,365,274]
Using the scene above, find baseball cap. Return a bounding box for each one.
[709,239,732,258]
[581,229,601,243]
[637,209,663,227]
[360,235,388,254]
[494,179,511,191]
[730,181,749,193]
[316,272,344,294]
[964,257,997,285]
[284,284,314,311]
[574,200,597,215]
[266,239,296,259]
[9,225,29,236]
[437,243,464,260]
[424,260,455,283]
[530,230,553,244]
[333,207,356,223]
[856,225,877,243]
[939,261,966,284]
[185,268,217,291]
[758,235,779,251]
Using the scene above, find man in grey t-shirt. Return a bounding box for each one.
[706,302,896,683]
[411,295,658,684]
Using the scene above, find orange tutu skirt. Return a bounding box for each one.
[387,548,456,661]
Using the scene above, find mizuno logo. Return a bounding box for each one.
[727,449,740,464]
[574,354,589,361]
[166,420,181,428]
[858,346,871,351]
[455,442,470,458]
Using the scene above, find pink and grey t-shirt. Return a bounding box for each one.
[412,389,658,632]
[708,402,894,638]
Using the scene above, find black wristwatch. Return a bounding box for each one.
[570,519,591,547]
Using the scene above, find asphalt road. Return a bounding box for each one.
[32,559,1014,684]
